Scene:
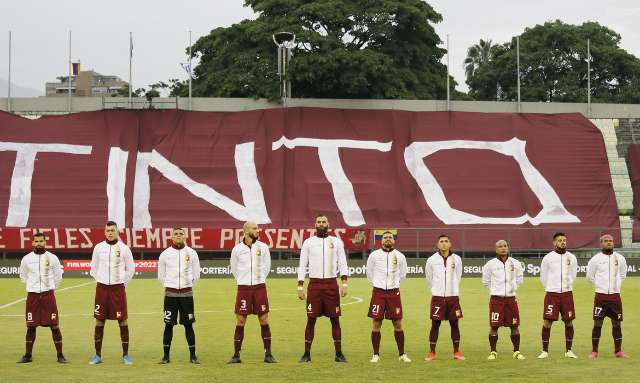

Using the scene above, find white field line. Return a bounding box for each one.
[0,281,93,310]
[0,295,364,318]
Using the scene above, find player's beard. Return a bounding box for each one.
[383,242,393,251]
[555,246,566,254]
[316,226,328,237]
[34,246,45,254]
[602,248,613,255]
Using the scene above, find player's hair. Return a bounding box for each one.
[172,227,186,233]
[553,232,566,240]
[600,233,614,242]
[315,213,328,220]
[437,234,450,241]
[106,220,118,228]
[33,232,45,239]
[495,239,509,247]
[382,230,395,237]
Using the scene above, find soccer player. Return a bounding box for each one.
[482,240,525,360]
[538,232,578,359]
[158,228,201,364]
[586,234,628,358]
[89,221,135,365]
[366,231,410,363]
[425,234,465,361]
[297,214,350,363]
[228,221,277,364]
[18,232,67,363]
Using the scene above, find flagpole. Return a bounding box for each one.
[129,32,133,108]
[7,31,12,112]
[587,38,591,117]
[68,30,72,113]
[188,30,192,111]
[446,34,450,111]
[517,36,521,112]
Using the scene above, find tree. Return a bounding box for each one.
[466,21,640,103]
[463,39,495,81]
[185,0,460,100]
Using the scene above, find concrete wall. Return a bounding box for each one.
[2,97,640,117]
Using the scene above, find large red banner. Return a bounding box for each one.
[0,227,368,251]
[0,108,619,249]
[628,144,640,241]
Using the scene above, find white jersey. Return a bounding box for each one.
[425,252,462,297]
[540,250,578,293]
[19,251,63,293]
[89,240,135,285]
[482,257,524,297]
[586,251,627,294]
[297,235,349,281]
[158,245,201,289]
[366,248,407,290]
[230,240,271,285]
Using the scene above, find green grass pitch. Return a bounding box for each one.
[1,277,638,382]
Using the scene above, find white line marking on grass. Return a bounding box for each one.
[0,295,364,317]
[0,281,93,309]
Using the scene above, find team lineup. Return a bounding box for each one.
[16,215,628,365]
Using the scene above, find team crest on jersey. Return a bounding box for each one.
[329,242,335,249]
[614,260,619,266]
[392,256,397,265]
[115,249,121,257]
[51,313,57,320]
[116,311,122,318]
[184,254,190,262]
[510,264,515,272]
[256,249,261,256]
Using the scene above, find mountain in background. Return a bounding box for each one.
[0,78,43,97]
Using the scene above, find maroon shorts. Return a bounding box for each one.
[235,284,269,316]
[306,278,341,318]
[543,292,575,321]
[94,283,128,321]
[430,296,463,321]
[489,296,520,327]
[593,293,623,321]
[25,290,59,327]
[368,288,403,320]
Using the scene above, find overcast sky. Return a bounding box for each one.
[1,0,639,95]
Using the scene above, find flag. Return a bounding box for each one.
[72,62,80,76]
[181,62,196,79]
